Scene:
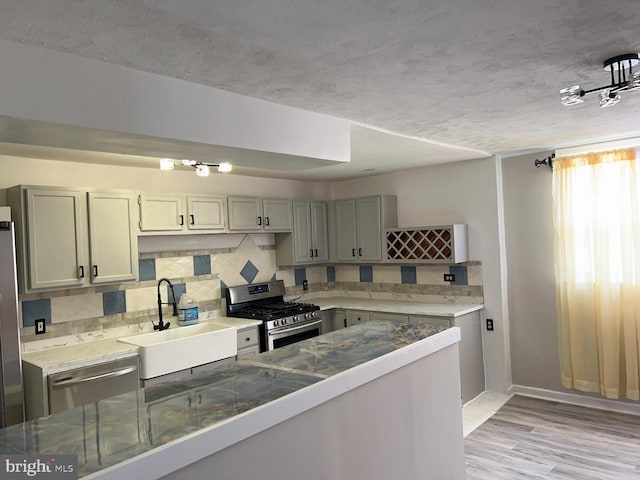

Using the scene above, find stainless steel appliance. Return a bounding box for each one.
[0,211,24,427]
[226,280,322,351]
[47,357,139,414]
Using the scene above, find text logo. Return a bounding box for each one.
[1,456,77,479]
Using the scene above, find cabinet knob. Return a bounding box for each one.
[352,248,356,257]
[265,216,270,226]
[93,265,99,277]
[78,265,85,278]
[257,216,262,226]
[310,249,314,258]
[179,215,184,226]
[190,214,195,225]
[358,248,363,256]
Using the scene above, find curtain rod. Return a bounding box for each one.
[534,153,554,169]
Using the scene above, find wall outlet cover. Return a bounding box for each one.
[444,273,455,282]
[302,279,308,291]
[486,318,494,331]
[35,318,46,335]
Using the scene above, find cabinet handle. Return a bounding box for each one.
[190,214,195,225]
[245,337,251,342]
[258,216,262,226]
[265,216,270,226]
[93,265,99,277]
[179,215,184,226]
[358,248,363,256]
[78,265,85,278]
[314,249,318,257]
[343,318,347,328]
[310,249,314,258]
[352,248,356,257]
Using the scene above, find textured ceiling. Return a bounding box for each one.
[1,0,640,177]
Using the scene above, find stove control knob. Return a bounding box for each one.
[274,320,279,327]
[293,316,298,322]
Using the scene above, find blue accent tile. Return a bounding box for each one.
[240,260,259,284]
[401,266,417,284]
[22,298,51,328]
[220,280,228,299]
[103,291,126,316]
[360,265,373,283]
[449,266,468,285]
[138,258,156,281]
[294,268,306,286]
[193,255,211,276]
[327,265,336,283]
[168,283,186,303]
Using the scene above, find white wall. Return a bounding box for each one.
[0,39,350,164]
[330,157,511,394]
[0,156,325,200]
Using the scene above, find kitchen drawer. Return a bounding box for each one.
[237,345,261,359]
[237,326,259,349]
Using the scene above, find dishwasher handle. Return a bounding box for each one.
[51,365,137,389]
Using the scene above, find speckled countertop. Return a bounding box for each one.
[22,317,262,374]
[1,319,452,479]
[309,296,483,317]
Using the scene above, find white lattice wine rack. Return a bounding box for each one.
[385,224,468,263]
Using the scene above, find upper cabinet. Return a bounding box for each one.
[227,196,292,232]
[275,201,328,265]
[138,194,226,234]
[7,186,138,292]
[331,195,397,262]
[385,225,469,263]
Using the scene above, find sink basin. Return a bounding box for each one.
[118,322,237,379]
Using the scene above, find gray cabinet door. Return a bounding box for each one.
[356,196,382,261]
[26,188,88,289]
[310,201,328,261]
[227,196,262,231]
[187,196,226,230]
[335,199,358,261]
[139,194,185,231]
[262,198,292,231]
[88,192,138,284]
[292,201,313,263]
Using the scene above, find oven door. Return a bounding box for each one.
[267,319,322,350]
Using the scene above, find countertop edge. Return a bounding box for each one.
[313,297,484,317]
[85,326,462,480]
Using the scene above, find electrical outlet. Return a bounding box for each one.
[444,273,455,282]
[486,318,494,331]
[35,318,46,335]
[302,279,308,291]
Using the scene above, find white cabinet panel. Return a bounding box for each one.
[275,201,327,265]
[263,198,292,231]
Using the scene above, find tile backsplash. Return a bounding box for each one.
[19,234,483,350]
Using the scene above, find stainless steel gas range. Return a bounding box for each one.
[225,280,322,351]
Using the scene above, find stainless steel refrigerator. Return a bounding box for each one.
[0,217,25,427]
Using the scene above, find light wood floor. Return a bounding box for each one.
[465,395,640,479]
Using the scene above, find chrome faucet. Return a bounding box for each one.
[155,278,177,331]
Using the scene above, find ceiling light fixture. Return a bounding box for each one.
[560,53,640,108]
[158,159,233,176]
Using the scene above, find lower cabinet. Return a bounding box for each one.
[236,326,260,359]
[327,308,484,404]
[410,311,484,404]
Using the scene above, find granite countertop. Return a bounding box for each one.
[22,317,262,374]
[308,296,483,317]
[1,319,453,479]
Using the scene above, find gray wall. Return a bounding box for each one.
[502,152,561,390]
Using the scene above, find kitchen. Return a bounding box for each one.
[2,1,640,478]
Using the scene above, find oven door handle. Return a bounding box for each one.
[267,319,322,336]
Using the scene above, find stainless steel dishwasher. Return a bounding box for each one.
[47,356,139,414]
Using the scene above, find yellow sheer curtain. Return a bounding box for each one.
[553,147,640,399]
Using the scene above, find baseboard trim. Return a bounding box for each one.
[511,384,640,416]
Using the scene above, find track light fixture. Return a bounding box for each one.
[560,53,640,108]
[158,159,232,176]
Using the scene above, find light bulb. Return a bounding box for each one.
[217,162,233,173]
[159,158,175,170]
[195,164,210,177]
[560,85,584,106]
[599,88,621,108]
